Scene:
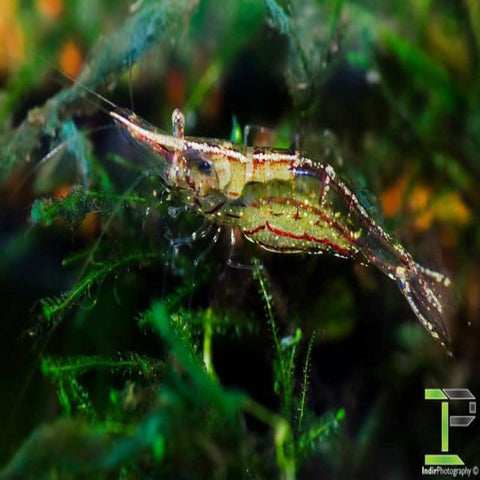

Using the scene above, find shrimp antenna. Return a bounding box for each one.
[36,53,119,112]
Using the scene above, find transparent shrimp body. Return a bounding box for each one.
[110,107,452,353]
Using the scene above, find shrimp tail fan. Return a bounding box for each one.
[396,262,453,355]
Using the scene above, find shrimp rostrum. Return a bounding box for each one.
[111,107,453,353]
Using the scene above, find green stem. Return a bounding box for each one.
[203,309,214,376]
[243,398,296,480]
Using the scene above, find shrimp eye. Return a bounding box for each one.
[184,149,213,174]
[198,160,212,173]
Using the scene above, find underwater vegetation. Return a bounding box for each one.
[0,0,479,478]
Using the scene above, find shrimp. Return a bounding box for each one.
[110,106,453,353]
